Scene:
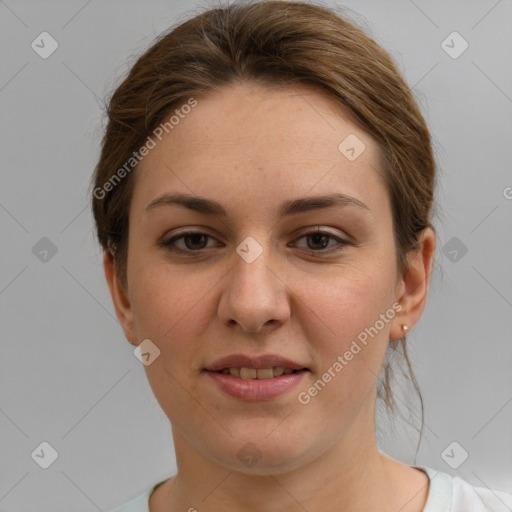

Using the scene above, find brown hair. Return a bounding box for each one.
[90,0,437,459]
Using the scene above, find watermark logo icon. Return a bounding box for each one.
[441,31,468,59]
[237,442,262,468]
[441,441,469,469]
[442,236,468,263]
[31,32,59,59]
[31,441,59,469]
[338,134,366,161]
[134,339,161,366]
[236,237,263,264]
[32,237,58,263]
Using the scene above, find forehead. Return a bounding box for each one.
[133,82,389,218]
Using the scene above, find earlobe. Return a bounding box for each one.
[391,227,436,340]
[103,250,138,345]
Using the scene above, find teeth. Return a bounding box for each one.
[219,367,299,379]
[256,368,274,379]
[240,367,257,379]
[273,366,285,377]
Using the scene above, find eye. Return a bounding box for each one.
[292,229,350,255]
[158,228,351,255]
[158,231,219,253]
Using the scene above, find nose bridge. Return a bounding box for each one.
[218,233,289,332]
[233,234,278,301]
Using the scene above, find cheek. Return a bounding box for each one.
[127,257,237,403]
[304,267,393,396]
[127,239,395,401]
[129,247,197,327]
[127,263,209,419]
[313,261,394,338]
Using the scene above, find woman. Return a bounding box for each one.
[90,1,512,511]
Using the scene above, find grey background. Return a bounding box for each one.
[1,0,511,510]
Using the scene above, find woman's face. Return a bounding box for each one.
[107,82,427,474]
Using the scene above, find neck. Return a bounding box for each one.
[154,403,426,512]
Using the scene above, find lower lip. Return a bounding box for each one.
[204,370,308,401]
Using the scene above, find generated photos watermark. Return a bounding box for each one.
[297,301,403,405]
[93,97,198,200]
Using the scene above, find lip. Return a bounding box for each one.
[204,353,308,372]
[205,369,309,401]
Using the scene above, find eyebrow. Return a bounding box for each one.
[145,192,370,218]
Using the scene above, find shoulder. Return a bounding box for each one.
[108,480,167,512]
[108,489,151,512]
[452,474,512,512]
[419,466,512,512]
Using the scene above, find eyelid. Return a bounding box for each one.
[291,228,351,254]
[158,226,352,255]
[158,229,221,251]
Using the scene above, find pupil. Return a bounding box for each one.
[186,234,207,250]
[308,233,328,250]
[183,233,330,251]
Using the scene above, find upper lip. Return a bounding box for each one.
[204,353,308,372]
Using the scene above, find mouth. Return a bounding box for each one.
[203,354,310,399]
[213,367,308,379]
[203,366,310,401]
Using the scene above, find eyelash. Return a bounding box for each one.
[158,229,351,256]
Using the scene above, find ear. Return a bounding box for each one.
[390,227,436,340]
[103,250,138,346]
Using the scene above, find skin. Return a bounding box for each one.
[104,81,436,511]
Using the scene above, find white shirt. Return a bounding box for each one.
[421,467,512,511]
[110,466,512,511]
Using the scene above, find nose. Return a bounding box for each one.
[217,241,291,334]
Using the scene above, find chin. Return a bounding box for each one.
[207,432,316,476]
